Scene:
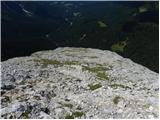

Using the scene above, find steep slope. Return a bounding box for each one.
[1,47,158,119]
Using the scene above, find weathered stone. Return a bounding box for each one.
[1,47,158,119]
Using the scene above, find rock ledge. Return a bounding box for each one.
[1,47,159,119]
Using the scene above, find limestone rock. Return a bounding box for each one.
[1,47,158,119]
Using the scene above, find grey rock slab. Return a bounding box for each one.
[1,47,158,119]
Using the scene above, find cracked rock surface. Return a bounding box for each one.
[0,47,159,119]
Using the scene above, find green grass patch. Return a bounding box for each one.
[88,83,102,90]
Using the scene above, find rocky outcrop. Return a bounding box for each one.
[0,47,159,119]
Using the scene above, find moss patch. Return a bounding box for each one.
[88,83,102,90]
[96,72,109,80]
[40,59,62,67]
[82,66,109,80]
[40,59,80,67]
[111,40,127,52]
[113,96,121,105]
